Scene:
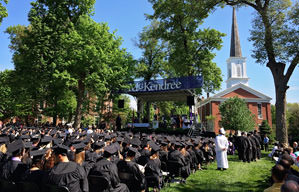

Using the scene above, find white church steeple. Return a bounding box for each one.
[226,7,249,88]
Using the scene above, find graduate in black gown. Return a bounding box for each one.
[73,142,95,175]
[0,139,28,182]
[89,145,129,192]
[168,142,187,166]
[186,141,198,172]
[117,147,146,192]
[145,142,163,188]
[23,149,48,191]
[44,144,88,192]
[159,141,169,172]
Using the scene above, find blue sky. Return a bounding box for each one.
[0,0,298,106]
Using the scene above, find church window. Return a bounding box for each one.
[258,103,262,119]
[237,64,241,77]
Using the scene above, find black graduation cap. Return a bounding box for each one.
[123,137,130,145]
[127,147,138,157]
[49,130,57,135]
[58,133,66,138]
[7,140,25,153]
[116,137,123,142]
[104,135,111,141]
[20,135,30,140]
[53,144,69,155]
[141,138,152,148]
[31,134,41,141]
[175,142,182,147]
[150,142,160,153]
[193,139,200,145]
[72,139,82,145]
[104,145,117,155]
[0,136,9,144]
[53,138,63,145]
[73,142,86,153]
[24,142,33,149]
[41,136,52,144]
[30,149,47,160]
[131,138,141,146]
[83,137,91,144]
[160,141,168,146]
[93,141,105,149]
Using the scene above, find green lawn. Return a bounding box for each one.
[161,152,274,192]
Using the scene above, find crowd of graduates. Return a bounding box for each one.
[1,123,298,192]
[229,130,263,163]
[0,124,217,192]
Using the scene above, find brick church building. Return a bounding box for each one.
[198,8,272,133]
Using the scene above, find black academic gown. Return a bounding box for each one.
[193,148,205,165]
[0,159,28,182]
[23,169,47,191]
[188,148,198,170]
[45,161,88,192]
[145,158,162,178]
[248,136,257,161]
[181,151,191,178]
[137,149,151,166]
[117,160,146,192]
[145,158,162,188]
[159,150,168,172]
[243,136,252,163]
[168,150,186,167]
[89,158,129,192]
[236,136,245,160]
[82,160,95,176]
[253,134,262,159]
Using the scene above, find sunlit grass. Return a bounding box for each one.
[161,151,274,192]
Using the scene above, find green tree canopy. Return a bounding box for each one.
[61,15,135,128]
[0,0,8,26]
[134,20,168,121]
[0,70,14,120]
[259,120,271,135]
[219,97,256,131]
[147,0,225,94]
[287,103,299,141]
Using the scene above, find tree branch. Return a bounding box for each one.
[284,52,299,84]
[263,0,270,10]
[224,0,259,10]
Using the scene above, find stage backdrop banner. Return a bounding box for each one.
[123,76,203,94]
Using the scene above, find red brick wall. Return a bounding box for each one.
[223,88,260,98]
[200,100,272,133]
[212,101,221,133]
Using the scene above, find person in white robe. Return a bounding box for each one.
[215,128,229,170]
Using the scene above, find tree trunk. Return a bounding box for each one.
[53,99,57,126]
[67,112,73,123]
[73,79,85,129]
[275,86,288,146]
[269,62,288,146]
